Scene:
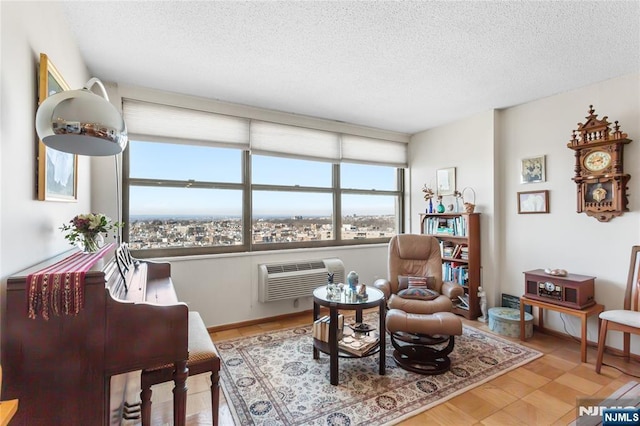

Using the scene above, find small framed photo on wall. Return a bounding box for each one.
[436,167,456,196]
[517,190,549,214]
[520,155,546,184]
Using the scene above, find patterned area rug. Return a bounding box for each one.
[217,315,542,425]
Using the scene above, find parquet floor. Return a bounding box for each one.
[138,313,640,426]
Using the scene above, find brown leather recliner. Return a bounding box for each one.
[374,234,464,374]
[374,234,464,314]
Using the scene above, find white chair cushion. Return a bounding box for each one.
[599,310,640,328]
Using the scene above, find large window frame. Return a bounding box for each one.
[121,99,406,258]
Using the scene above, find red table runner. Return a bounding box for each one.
[27,243,113,319]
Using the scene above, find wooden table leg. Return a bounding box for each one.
[379,300,386,376]
[581,312,588,363]
[520,301,526,341]
[539,307,545,331]
[313,301,319,360]
[329,304,339,385]
[172,359,188,426]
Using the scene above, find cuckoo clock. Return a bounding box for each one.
[567,105,632,222]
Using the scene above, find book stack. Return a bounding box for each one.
[442,243,455,258]
[313,314,344,342]
[460,246,469,260]
[338,331,379,356]
[451,244,466,259]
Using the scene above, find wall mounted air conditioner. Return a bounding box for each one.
[258,258,345,302]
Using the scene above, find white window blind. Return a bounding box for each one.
[341,135,407,168]
[123,99,406,167]
[250,121,340,162]
[122,99,250,148]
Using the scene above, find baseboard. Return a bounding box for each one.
[206,310,313,333]
[534,325,640,362]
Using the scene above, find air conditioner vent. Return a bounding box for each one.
[259,258,345,302]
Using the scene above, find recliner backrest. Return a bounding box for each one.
[388,234,443,295]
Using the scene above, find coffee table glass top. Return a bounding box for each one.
[313,285,384,305]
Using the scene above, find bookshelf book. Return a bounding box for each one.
[420,212,481,319]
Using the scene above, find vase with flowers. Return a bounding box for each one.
[60,213,122,253]
[422,184,435,213]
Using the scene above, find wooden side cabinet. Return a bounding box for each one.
[420,213,481,319]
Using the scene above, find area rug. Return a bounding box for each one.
[217,314,542,425]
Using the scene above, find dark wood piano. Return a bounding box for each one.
[1,245,189,425]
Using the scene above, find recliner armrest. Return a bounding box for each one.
[441,281,464,300]
[373,278,391,300]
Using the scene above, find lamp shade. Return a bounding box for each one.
[35,87,128,156]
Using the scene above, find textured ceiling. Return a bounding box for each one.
[61,1,639,134]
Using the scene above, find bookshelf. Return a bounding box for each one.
[419,212,481,319]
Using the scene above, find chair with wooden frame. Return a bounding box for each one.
[595,245,640,373]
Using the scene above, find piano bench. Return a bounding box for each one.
[140,311,220,426]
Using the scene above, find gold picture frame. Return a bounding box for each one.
[37,53,78,201]
[436,167,456,196]
[517,190,549,214]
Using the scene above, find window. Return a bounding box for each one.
[126,141,246,255]
[122,98,406,256]
[341,163,401,241]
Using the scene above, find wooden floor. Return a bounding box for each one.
[137,313,640,426]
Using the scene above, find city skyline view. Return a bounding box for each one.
[128,214,397,249]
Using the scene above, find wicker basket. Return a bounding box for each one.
[462,187,476,213]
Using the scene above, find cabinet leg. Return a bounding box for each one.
[329,304,338,385]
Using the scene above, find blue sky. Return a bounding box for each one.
[129,141,397,216]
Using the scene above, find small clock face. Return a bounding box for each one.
[544,282,556,292]
[584,151,612,172]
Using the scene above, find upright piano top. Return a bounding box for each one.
[6,245,117,289]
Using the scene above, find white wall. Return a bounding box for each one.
[409,110,499,307]
[0,2,91,273]
[160,244,388,328]
[497,73,640,349]
[0,5,90,280]
[410,73,640,351]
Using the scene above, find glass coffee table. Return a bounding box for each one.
[312,285,386,385]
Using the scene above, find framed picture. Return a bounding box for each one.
[37,53,78,201]
[436,167,456,196]
[520,155,545,184]
[517,190,549,214]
